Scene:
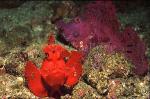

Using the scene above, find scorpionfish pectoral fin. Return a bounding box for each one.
[24,61,48,97]
[66,51,83,77]
[65,51,83,87]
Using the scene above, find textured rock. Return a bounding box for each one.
[84,45,133,77]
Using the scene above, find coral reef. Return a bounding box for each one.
[61,81,102,99]
[51,1,79,23]
[0,1,55,54]
[0,0,149,98]
[0,74,37,98]
[83,45,149,99]
[83,46,127,96]
[84,45,132,77]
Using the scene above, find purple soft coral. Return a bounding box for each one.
[120,27,148,75]
[81,0,120,32]
[56,1,120,53]
[55,1,148,75]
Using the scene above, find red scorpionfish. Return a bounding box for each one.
[24,34,83,98]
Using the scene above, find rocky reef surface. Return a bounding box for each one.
[0,1,149,99]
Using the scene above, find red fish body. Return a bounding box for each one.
[24,35,83,97]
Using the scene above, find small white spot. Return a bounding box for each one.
[111,80,116,85]
[79,41,83,48]
[139,82,144,86]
